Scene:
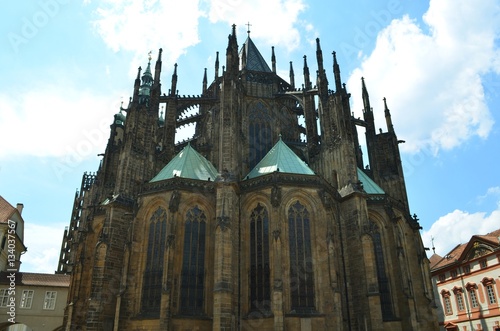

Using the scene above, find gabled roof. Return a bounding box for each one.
[430,228,500,271]
[357,168,385,195]
[246,138,315,179]
[0,272,70,287]
[150,143,218,182]
[0,196,16,224]
[0,195,21,224]
[241,36,272,72]
[429,253,443,269]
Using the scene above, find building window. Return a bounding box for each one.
[466,283,479,308]
[463,265,470,274]
[480,259,487,269]
[456,292,465,311]
[441,290,453,315]
[141,206,167,317]
[20,290,34,309]
[369,221,394,320]
[451,270,457,278]
[0,289,9,307]
[288,201,315,313]
[180,206,207,315]
[486,284,497,305]
[438,274,446,282]
[43,291,57,310]
[249,203,270,313]
[444,296,453,315]
[248,101,273,169]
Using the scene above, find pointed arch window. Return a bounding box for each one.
[369,220,394,320]
[180,206,206,315]
[248,101,273,169]
[288,201,315,313]
[142,206,167,316]
[249,203,270,312]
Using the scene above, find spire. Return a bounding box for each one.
[315,38,324,74]
[384,97,394,133]
[362,77,375,136]
[315,38,328,98]
[361,77,371,111]
[170,63,178,96]
[226,24,239,75]
[133,66,142,100]
[332,51,342,92]
[215,51,219,80]
[154,48,162,85]
[289,61,295,89]
[138,53,154,104]
[203,68,207,93]
[303,55,311,89]
[241,43,247,69]
[271,46,276,73]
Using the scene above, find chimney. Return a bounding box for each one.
[16,203,24,215]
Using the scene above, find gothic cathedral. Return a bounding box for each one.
[57,25,439,330]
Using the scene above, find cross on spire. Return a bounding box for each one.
[246,21,252,36]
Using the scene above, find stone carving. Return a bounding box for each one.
[169,190,181,213]
[271,184,281,208]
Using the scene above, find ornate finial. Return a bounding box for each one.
[246,21,252,35]
[431,236,435,254]
[148,50,152,61]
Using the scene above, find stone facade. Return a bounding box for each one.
[57,26,439,330]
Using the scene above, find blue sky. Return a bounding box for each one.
[0,0,499,273]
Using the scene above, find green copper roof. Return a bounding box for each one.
[357,168,385,195]
[150,143,218,182]
[246,138,315,179]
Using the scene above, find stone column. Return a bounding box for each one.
[213,184,238,331]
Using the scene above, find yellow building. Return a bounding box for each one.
[58,26,439,330]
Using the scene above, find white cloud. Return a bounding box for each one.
[422,207,500,257]
[347,0,499,154]
[92,0,203,72]
[20,222,67,274]
[0,87,121,159]
[207,0,309,52]
[91,0,309,74]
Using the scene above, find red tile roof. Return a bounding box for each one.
[0,272,70,287]
[0,195,16,224]
[430,227,500,271]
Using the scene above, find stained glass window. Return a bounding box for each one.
[141,206,167,316]
[180,206,206,315]
[249,204,270,312]
[369,221,394,320]
[288,201,315,313]
[248,102,273,169]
